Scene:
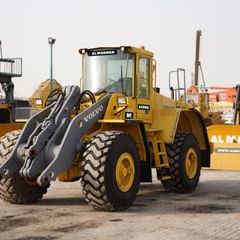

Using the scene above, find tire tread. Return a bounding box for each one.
[0,130,48,204]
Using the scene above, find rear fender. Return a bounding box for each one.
[177,108,211,167]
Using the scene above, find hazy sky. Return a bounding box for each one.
[1,0,240,97]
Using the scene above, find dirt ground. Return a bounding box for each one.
[1,170,240,240]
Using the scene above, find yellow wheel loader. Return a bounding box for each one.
[0,46,210,211]
[29,79,62,110]
[0,55,28,136]
[0,41,62,137]
[0,47,25,136]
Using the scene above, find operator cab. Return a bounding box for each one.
[79,46,154,97]
[79,46,154,123]
[80,47,133,96]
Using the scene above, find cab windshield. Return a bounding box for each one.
[82,49,133,95]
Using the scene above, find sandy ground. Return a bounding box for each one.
[1,170,240,240]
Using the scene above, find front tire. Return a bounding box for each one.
[0,131,49,204]
[161,132,201,193]
[80,131,140,211]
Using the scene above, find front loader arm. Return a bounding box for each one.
[0,85,80,180]
[0,85,110,186]
[37,93,110,185]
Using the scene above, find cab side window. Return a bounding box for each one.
[139,56,150,98]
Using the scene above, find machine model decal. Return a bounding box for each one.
[138,104,150,110]
[88,50,117,56]
[84,105,104,122]
[125,112,133,119]
[211,135,240,143]
[215,148,240,154]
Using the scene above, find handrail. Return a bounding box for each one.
[169,68,186,106]
[0,58,22,77]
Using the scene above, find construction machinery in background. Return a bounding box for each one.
[29,79,62,110]
[188,85,236,124]
[208,85,240,170]
[207,86,236,103]
[0,40,26,136]
[178,30,240,170]
[188,30,240,170]
[207,86,235,124]
[0,46,210,211]
[185,30,225,126]
[0,41,62,136]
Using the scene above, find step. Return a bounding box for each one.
[158,152,166,155]
[160,163,169,168]
[161,176,172,180]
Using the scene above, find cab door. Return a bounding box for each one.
[136,55,152,123]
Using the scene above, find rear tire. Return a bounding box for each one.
[81,131,140,211]
[0,131,49,204]
[161,132,201,193]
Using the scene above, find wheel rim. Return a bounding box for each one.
[115,152,135,192]
[185,148,198,179]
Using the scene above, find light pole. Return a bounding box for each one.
[48,37,56,93]
[0,40,3,59]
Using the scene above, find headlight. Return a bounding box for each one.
[118,97,127,105]
[35,98,43,106]
[79,48,86,54]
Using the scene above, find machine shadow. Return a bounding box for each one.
[129,180,240,214]
[38,196,87,206]
[32,179,240,215]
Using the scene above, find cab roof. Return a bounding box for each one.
[79,46,154,58]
